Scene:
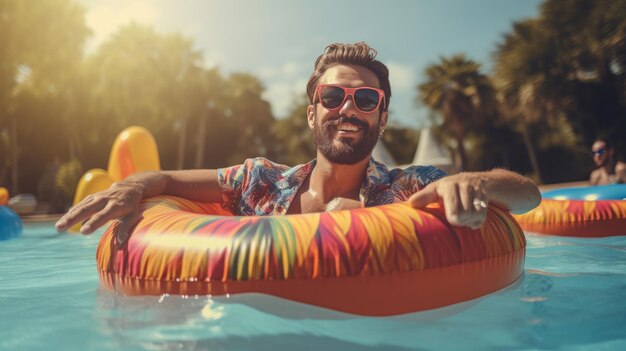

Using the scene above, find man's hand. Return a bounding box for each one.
[55,181,145,242]
[408,173,490,229]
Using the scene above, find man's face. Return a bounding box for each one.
[592,140,612,167]
[307,64,388,164]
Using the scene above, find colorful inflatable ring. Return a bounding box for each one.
[97,196,525,316]
[513,184,626,237]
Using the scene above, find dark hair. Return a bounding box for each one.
[306,42,391,111]
[595,137,614,149]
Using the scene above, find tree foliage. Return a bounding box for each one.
[0,0,90,194]
[418,55,498,171]
[0,8,281,208]
[492,0,626,182]
[272,95,315,165]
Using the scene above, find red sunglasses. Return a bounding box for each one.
[314,84,386,113]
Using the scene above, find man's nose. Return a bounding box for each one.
[339,95,359,116]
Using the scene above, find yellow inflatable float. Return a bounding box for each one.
[70,126,160,232]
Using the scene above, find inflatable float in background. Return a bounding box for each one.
[0,187,23,241]
[97,196,526,316]
[513,184,626,237]
[0,187,8,206]
[69,126,160,232]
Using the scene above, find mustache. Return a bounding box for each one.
[325,116,368,130]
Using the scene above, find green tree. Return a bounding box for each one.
[55,159,82,201]
[84,25,278,171]
[219,73,277,165]
[417,55,498,171]
[272,95,315,165]
[0,0,90,193]
[85,24,206,169]
[192,68,226,169]
[540,0,626,148]
[493,19,558,183]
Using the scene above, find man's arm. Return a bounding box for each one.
[55,170,222,239]
[409,169,541,229]
[590,169,600,185]
[616,162,626,184]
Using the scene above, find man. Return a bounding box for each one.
[56,42,540,242]
[590,138,626,185]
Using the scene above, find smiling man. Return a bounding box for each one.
[56,42,540,241]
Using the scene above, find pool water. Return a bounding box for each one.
[1,222,625,351]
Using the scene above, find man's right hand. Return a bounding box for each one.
[55,180,145,241]
[55,169,222,241]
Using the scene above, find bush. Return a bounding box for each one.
[55,159,83,206]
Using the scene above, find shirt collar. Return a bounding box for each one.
[275,159,316,190]
[277,157,392,203]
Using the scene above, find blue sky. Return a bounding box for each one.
[78,0,542,128]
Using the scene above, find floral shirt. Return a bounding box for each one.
[217,157,447,216]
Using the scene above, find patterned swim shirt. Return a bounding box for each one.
[217,157,447,216]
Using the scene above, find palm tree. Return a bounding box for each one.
[418,55,497,171]
[494,18,581,184]
[493,22,541,182]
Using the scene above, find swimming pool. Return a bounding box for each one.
[1,222,625,350]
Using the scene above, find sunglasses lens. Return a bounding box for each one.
[593,149,606,156]
[320,86,345,109]
[354,88,380,112]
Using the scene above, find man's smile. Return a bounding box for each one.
[335,122,363,136]
[326,117,368,138]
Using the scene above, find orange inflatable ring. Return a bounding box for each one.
[97,196,526,316]
[513,185,626,237]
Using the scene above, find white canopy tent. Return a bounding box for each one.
[413,128,454,170]
[386,128,455,172]
[372,141,397,167]
[372,128,454,172]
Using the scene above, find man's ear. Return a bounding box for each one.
[307,105,315,130]
[379,111,389,131]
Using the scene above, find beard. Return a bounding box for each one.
[313,112,380,164]
[594,155,609,167]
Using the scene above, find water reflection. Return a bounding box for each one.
[89,235,626,351]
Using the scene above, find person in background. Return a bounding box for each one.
[590,138,626,185]
[55,42,541,242]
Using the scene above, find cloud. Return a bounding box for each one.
[257,62,308,118]
[257,62,304,80]
[263,78,308,119]
[203,50,227,69]
[386,62,415,93]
